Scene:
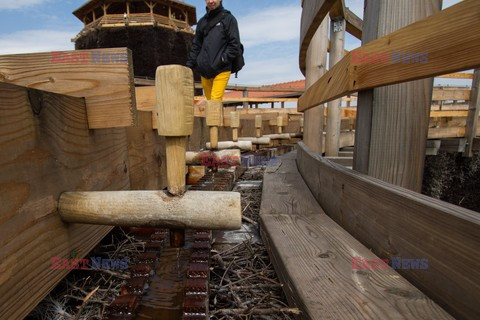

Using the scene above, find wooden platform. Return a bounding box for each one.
[259,152,452,319]
[296,142,480,319]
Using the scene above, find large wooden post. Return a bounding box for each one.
[156,65,194,247]
[356,0,441,192]
[304,16,329,154]
[325,16,346,156]
[464,69,480,157]
[230,111,240,142]
[206,100,223,150]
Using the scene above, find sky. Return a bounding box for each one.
[0,0,468,88]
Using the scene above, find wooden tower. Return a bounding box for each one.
[72,0,197,78]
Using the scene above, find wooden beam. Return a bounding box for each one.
[464,69,480,157]
[432,88,471,101]
[345,7,363,40]
[304,16,329,154]
[437,72,474,79]
[0,83,132,319]
[297,141,479,320]
[299,0,336,74]
[325,16,346,156]
[298,0,480,112]
[0,48,136,129]
[261,153,451,319]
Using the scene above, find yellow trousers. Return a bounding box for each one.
[201,71,231,101]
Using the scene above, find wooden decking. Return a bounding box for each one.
[259,151,452,319]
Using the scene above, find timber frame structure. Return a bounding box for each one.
[257,0,479,319]
[72,0,196,39]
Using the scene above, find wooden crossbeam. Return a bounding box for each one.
[0,48,136,129]
[437,72,474,79]
[298,0,480,112]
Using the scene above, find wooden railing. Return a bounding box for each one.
[295,0,480,319]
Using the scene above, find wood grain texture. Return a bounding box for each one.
[299,0,336,74]
[297,141,480,319]
[260,152,452,320]
[0,82,131,320]
[304,16,329,154]
[0,48,136,129]
[155,65,194,136]
[298,0,480,112]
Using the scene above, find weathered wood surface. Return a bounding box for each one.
[298,0,480,112]
[260,152,452,319]
[366,0,440,192]
[304,16,329,154]
[59,190,242,230]
[0,48,136,129]
[299,0,336,74]
[0,82,132,319]
[297,141,480,319]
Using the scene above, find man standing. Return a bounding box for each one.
[186,0,241,101]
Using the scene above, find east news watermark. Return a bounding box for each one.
[352,51,429,64]
[51,51,128,64]
[352,257,429,270]
[51,257,129,270]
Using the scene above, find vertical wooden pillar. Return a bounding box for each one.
[271,102,274,109]
[126,1,130,16]
[281,102,285,108]
[355,0,441,192]
[304,15,329,154]
[325,16,346,156]
[243,90,249,109]
[464,69,480,157]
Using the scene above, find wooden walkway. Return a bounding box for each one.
[259,152,452,319]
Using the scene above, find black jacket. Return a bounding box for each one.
[186,4,241,79]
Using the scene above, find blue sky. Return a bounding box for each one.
[0,0,468,87]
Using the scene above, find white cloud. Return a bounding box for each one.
[0,0,49,10]
[238,5,301,48]
[0,29,75,54]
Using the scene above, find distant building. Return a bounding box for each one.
[72,0,197,79]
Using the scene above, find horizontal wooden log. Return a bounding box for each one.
[186,150,241,166]
[264,133,292,140]
[206,141,252,151]
[299,0,480,112]
[0,48,136,129]
[297,141,480,319]
[58,191,242,230]
[238,137,271,145]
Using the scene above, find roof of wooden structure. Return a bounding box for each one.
[73,0,197,26]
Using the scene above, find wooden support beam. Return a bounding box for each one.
[299,0,337,74]
[325,16,346,157]
[0,48,136,129]
[304,16,329,154]
[464,69,480,157]
[58,191,241,230]
[437,72,474,79]
[363,0,440,192]
[298,0,480,112]
[345,7,363,39]
[297,141,479,320]
[238,137,271,145]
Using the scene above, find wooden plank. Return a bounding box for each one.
[464,69,480,157]
[432,88,471,101]
[436,72,474,79]
[0,82,132,319]
[345,7,363,40]
[299,0,336,74]
[298,0,480,112]
[428,126,480,139]
[0,48,137,129]
[261,152,452,319]
[297,141,480,320]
